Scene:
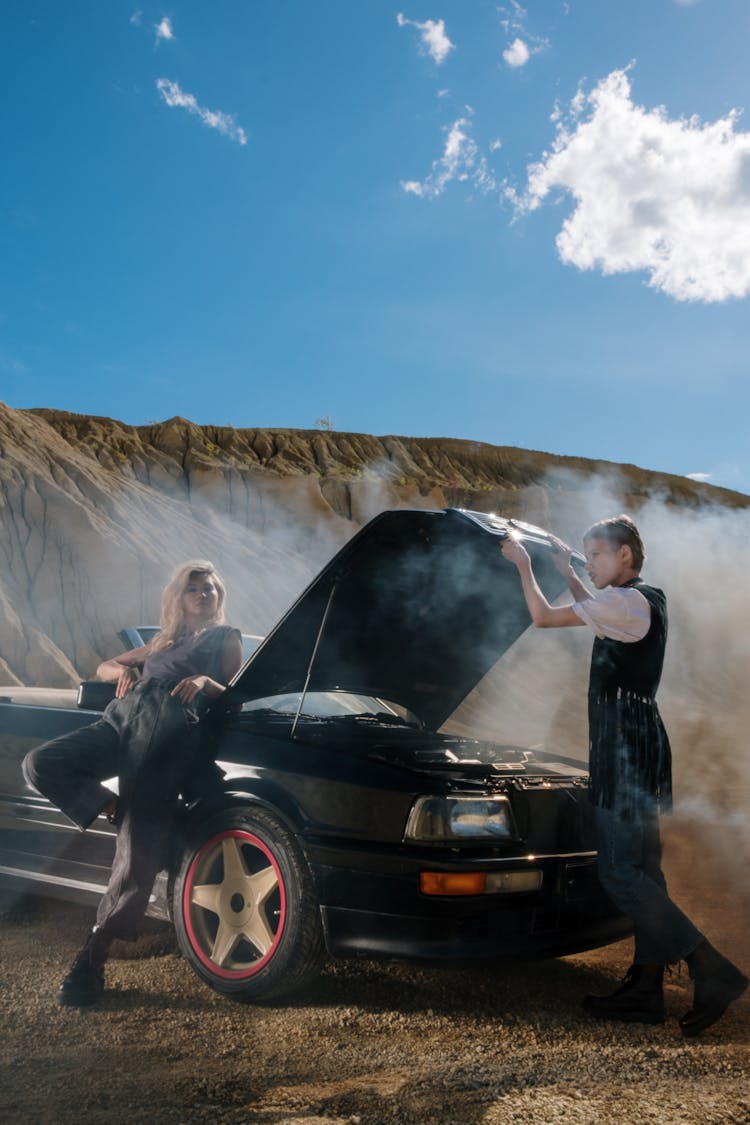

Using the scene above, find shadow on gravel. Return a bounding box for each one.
[284,952,618,1018]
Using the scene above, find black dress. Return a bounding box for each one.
[587,581,672,819]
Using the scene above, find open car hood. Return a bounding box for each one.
[228,508,583,731]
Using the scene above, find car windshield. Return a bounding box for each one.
[241,691,421,726]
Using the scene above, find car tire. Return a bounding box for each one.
[172,805,325,1002]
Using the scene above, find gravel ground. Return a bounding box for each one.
[1,828,748,1125]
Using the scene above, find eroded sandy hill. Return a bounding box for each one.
[2,402,748,688]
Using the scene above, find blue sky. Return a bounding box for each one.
[2,1,749,493]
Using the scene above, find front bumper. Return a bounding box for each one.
[306,841,631,961]
[321,901,631,960]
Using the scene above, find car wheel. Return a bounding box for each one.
[172,805,325,1002]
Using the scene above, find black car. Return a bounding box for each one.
[0,508,630,1001]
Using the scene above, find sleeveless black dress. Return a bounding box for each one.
[587,581,673,818]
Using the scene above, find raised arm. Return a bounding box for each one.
[548,533,593,603]
[500,538,585,629]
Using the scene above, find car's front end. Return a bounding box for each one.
[207,708,629,968]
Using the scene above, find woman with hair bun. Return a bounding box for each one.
[23,560,243,1006]
[501,515,747,1038]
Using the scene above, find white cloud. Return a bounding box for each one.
[498,3,547,68]
[129,10,143,27]
[155,16,174,44]
[503,37,530,68]
[156,79,248,146]
[499,1,527,36]
[397,13,455,66]
[687,472,712,482]
[401,117,496,199]
[514,68,750,303]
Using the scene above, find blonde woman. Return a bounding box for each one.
[23,561,243,1006]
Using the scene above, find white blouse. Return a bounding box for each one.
[572,586,651,643]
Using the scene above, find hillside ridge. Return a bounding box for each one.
[1,402,747,686]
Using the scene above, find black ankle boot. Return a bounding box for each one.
[582,963,666,1024]
[680,940,748,1037]
[57,927,111,1007]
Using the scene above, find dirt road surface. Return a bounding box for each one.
[1,826,748,1125]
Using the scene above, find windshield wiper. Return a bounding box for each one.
[242,708,298,721]
[328,711,421,728]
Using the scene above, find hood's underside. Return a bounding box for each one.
[229,508,580,730]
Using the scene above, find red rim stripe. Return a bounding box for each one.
[182,829,287,980]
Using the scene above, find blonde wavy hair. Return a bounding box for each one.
[149,560,227,652]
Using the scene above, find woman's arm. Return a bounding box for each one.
[548,534,593,602]
[501,539,586,629]
[96,645,151,699]
[170,632,244,704]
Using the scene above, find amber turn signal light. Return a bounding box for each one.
[420,871,487,896]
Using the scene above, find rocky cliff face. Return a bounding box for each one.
[1,402,747,691]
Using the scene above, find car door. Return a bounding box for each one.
[0,695,117,897]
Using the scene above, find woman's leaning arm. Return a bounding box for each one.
[96,645,151,698]
[169,632,244,704]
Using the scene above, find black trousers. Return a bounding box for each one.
[22,680,203,942]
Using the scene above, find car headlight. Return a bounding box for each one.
[404,795,517,843]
